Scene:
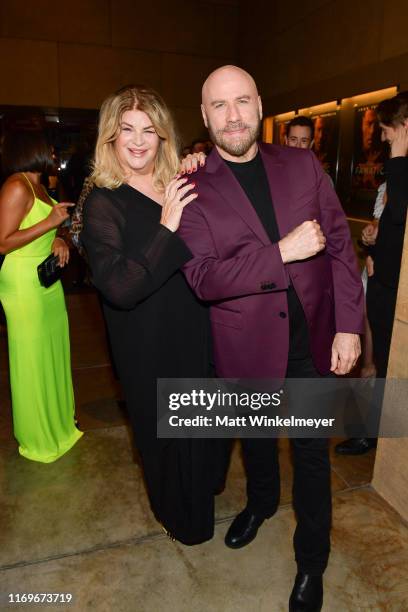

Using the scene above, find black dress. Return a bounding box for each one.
[81,183,216,544]
[367,157,408,377]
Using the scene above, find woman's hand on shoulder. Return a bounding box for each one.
[160,177,198,232]
[52,237,70,266]
[180,152,206,175]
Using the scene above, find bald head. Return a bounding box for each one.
[201,65,262,161]
[202,65,258,105]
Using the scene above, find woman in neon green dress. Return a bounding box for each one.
[0,130,82,462]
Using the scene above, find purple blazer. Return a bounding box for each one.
[178,143,364,378]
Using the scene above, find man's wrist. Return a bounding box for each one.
[278,240,289,264]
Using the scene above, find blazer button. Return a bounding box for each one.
[279,311,287,318]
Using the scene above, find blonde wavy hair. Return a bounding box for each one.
[91,85,180,191]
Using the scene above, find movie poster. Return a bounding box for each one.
[310,111,339,184]
[273,120,288,146]
[351,104,387,218]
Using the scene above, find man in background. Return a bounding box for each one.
[285,116,314,149]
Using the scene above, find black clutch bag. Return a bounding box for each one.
[37,254,62,288]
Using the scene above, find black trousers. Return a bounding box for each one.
[366,275,398,379]
[364,275,399,439]
[241,356,331,575]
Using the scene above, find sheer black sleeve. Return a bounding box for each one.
[81,188,192,309]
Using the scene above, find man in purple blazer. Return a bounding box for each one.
[178,65,364,612]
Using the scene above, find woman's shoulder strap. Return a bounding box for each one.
[20,172,36,198]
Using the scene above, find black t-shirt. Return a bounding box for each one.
[226,152,310,359]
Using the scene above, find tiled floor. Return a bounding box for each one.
[1,292,407,611]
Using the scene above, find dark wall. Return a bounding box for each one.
[240,0,408,114]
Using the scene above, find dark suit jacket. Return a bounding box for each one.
[178,143,364,378]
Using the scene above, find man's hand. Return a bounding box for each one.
[361,222,378,246]
[330,332,361,375]
[278,220,326,263]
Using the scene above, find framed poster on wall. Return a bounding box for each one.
[310,110,339,184]
[272,119,290,145]
[351,104,387,218]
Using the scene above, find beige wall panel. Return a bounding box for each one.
[0,38,59,106]
[395,244,408,324]
[372,224,408,522]
[386,320,408,377]
[111,0,214,56]
[372,438,408,522]
[213,4,239,59]
[59,44,161,109]
[171,106,207,146]
[162,53,230,107]
[0,0,110,46]
[380,0,408,61]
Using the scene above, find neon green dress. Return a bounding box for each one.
[0,176,83,462]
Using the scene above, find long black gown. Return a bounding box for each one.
[81,183,217,544]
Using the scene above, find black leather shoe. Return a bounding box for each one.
[335,438,377,455]
[224,507,265,549]
[289,573,323,612]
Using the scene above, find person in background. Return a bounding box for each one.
[0,130,82,462]
[285,116,314,149]
[205,139,213,154]
[63,134,94,203]
[336,92,408,455]
[358,182,386,379]
[191,139,207,154]
[81,85,220,545]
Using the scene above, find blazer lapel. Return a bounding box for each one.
[206,147,271,246]
[259,144,292,239]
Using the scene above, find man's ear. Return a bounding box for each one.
[284,136,288,145]
[258,96,263,120]
[201,104,208,128]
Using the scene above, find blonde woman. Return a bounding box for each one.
[81,85,218,544]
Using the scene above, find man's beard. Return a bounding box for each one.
[209,119,261,157]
